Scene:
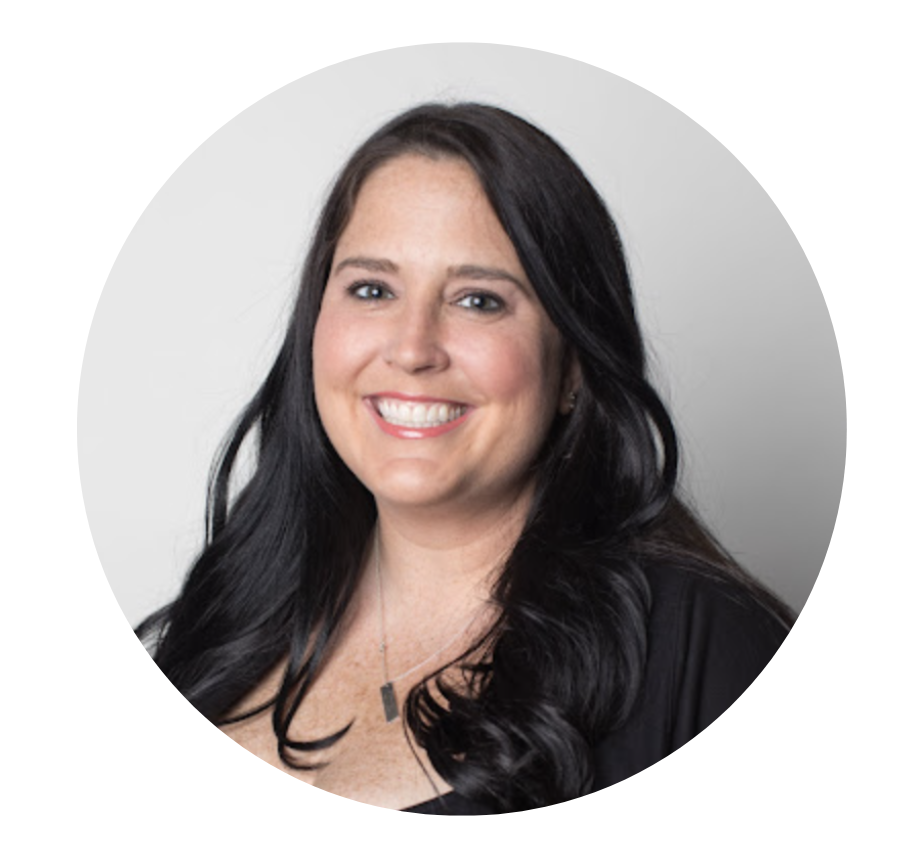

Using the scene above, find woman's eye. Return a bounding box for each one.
[348,282,393,301]
[455,292,504,313]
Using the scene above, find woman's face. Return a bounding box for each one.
[312,154,574,516]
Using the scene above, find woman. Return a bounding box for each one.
[138,102,793,814]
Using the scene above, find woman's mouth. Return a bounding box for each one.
[375,397,469,428]
[367,395,472,438]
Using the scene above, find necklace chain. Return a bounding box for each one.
[374,528,484,722]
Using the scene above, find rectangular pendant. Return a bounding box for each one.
[380,682,399,723]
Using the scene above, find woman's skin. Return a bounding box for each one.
[223,154,579,809]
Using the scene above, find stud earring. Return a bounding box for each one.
[567,390,578,411]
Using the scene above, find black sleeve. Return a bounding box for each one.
[592,565,789,790]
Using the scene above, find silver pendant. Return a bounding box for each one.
[380,682,399,722]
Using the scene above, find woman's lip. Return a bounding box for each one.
[364,396,473,439]
[368,391,469,406]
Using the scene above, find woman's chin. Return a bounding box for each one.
[364,464,472,512]
[371,481,464,513]
[366,471,533,522]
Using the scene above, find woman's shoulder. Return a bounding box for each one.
[591,559,791,790]
[642,559,791,648]
[638,560,791,713]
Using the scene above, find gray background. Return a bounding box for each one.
[78,44,845,623]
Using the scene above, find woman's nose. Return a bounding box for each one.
[383,302,449,374]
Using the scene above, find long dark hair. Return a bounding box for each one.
[138,103,793,812]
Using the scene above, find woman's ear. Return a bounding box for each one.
[558,350,583,415]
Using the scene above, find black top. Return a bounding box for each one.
[404,563,790,815]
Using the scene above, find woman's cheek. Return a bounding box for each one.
[464,333,554,402]
[314,309,365,385]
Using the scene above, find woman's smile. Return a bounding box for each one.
[367,394,473,438]
[311,154,574,513]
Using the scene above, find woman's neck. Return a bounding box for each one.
[368,484,533,623]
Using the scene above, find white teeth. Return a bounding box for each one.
[375,398,467,428]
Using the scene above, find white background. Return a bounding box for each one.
[3,1,911,857]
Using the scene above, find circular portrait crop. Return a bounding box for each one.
[77,44,845,814]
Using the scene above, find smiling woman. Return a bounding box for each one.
[136,103,793,814]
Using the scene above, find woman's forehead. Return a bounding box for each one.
[333,155,524,278]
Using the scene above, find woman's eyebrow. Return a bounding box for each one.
[446,264,530,295]
[334,256,399,275]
